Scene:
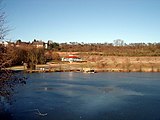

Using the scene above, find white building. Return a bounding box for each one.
[61,55,82,63]
[0,41,8,47]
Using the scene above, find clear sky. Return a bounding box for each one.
[4,0,160,43]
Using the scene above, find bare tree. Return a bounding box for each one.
[0,1,9,41]
[0,1,26,105]
[0,0,12,79]
[113,39,125,46]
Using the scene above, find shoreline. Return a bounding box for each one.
[7,65,160,73]
[6,56,160,73]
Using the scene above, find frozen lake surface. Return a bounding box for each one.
[2,72,160,120]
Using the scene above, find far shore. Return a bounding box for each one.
[7,56,160,73]
[8,63,160,73]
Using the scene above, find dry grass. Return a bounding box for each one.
[9,53,160,72]
[82,55,160,72]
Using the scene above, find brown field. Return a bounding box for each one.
[83,56,160,72]
[57,52,160,72]
[37,55,160,72]
[9,52,160,72]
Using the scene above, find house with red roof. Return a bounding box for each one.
[61,55,82,63]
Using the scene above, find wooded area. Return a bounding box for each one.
[59,42,160,56]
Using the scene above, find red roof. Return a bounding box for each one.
[65,55,79,59]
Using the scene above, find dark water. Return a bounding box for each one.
[1,72,160,120]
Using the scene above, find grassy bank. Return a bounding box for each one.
[8,55,160,72]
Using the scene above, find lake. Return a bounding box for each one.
[1,72,160,120]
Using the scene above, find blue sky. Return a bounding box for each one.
[4,0,160,43]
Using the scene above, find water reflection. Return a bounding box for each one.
[1,72,160,120]
[68,72,73,80]
[99,86,143,96]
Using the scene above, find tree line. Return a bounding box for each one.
[44,39,160,56]
[6,39,159,58]
[59,42,160,56]
[14,39,160,57]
